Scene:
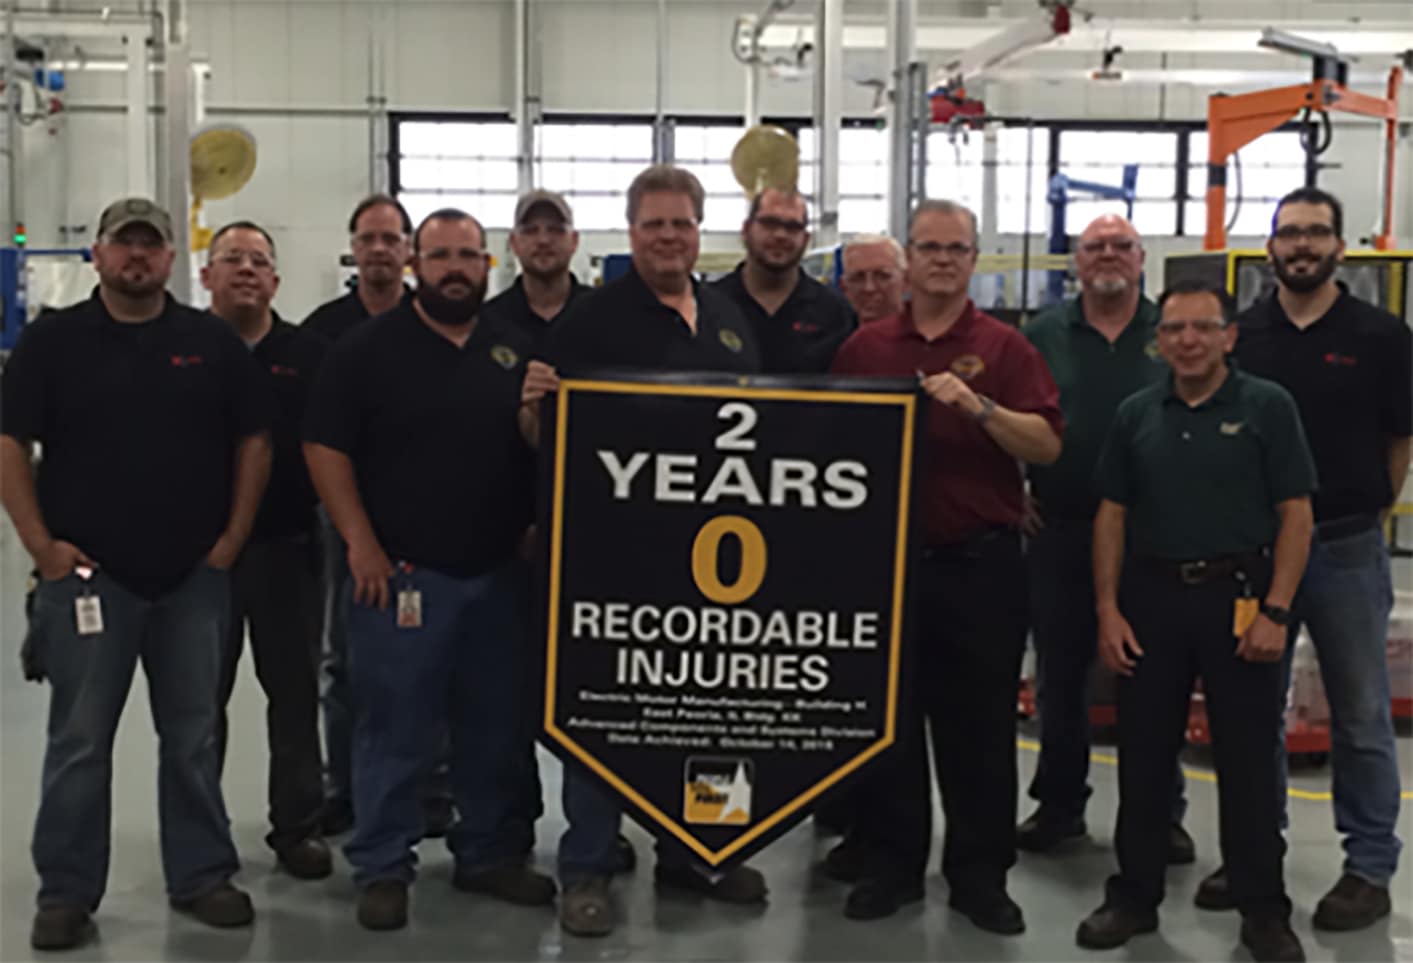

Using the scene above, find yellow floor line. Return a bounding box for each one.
[1014,738,1413,801]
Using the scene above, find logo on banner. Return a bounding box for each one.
[684,757,753,825]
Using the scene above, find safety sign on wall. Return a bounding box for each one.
[540,373,921,869]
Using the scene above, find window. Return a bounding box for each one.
[394,118,519,229]
[925,130,984,220]
[673,124,754,233]
[1187,131,1304,238]
[1056,130,1180,235]
[798,126,889,235]
[536,120,654,231]
[996,126,1050,235]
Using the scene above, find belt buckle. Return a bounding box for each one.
[1179,560,1207,585]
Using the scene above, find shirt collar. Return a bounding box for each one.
[1261,280,1351,332]
[1163,363,1242,407]
[1069,294,1159,331]
[882,299,979,342]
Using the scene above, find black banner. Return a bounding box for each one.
[540,374,920,869]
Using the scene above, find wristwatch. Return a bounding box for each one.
[1259,602,1292,626]
[974,395,997,424]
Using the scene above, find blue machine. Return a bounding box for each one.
[1046,164,1138,303]
[2,248,94,351]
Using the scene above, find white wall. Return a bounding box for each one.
[8,0,1412,314]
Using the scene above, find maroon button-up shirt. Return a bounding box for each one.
[832,300,1063,545]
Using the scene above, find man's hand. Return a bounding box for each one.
[1021,492,1045,537]
[204,532,242,571]
[920,371,983,417]
[1236,614,1287,663]
[348,535,395,610]
[33,539,96,582]
[521,361,561,406]
[1098,606,1143,676]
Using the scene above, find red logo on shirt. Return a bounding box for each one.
[1323,352,1358,367]
[269,364,300,377]
[170,355,204,367]
[791,321,820,334]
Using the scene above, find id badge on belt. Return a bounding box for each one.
[73,566,104,636]
[1232,571,1258,638]
[395,563,422,629]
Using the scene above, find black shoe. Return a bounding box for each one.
[1016,808,1086,852]
[948,889,1025,935]
[1241,915,1305,962]
[453,864,557,907]
[613,833,637,874]
[654,863,768,904]
[843,877,924,920]
[1312,874,1392,931]
[169,882,254,928]
[1194,866,1236,911]
[276,837,333,880]
[30,905,94,951]
[321,798,354,837]
[357,879,408,931]
[1167,823,1196,865]
[422,798,457,839]
[1076,903,1159,949]
[822,837,878,884]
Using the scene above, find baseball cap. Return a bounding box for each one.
[97,197,174,241]
[514,189,573,227]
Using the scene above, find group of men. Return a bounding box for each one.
[0,162,1405,963]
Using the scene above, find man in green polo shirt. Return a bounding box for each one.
[1019,215,1192,860]
[1076,280,1314,963]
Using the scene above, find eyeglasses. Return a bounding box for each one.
[213,250,275,270]
[1157,319,1226,337]
[910,240,975,260]
[1078,238,1138,255]
[1272,223,1336,242]
[752,215,808,235]
[352,231,408,249]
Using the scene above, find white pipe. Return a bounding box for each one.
[124,30,149,196]
[513,0,533,190]
[815,0,841,246]
[886,0,916,240]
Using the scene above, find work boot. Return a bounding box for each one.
[1240,915,1305,962]
[822,836,879,883]
[1076,903,1159,949]
[843,876,924,920]
[560,877,614,937]
[1167,823,1196,865]
[1016,807,1086,852]
[357,880,408,931]
[277,837,333,880]
[169,882,254,928]
[30,905,94,951]
[453,864,557,906]
[1194,866,1236,911]
[654,862,767,903]
[1312,874,1391,931]
[948,888,1025,935]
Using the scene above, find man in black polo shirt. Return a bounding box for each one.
[1019,214,1193,862]
[0,197,273,949]
[520,165,764,938]
[302,193,412,342]
[1215,186,1410,930]
[483,189,587,352]
[305,207,553,932]
[711,187,855,374]
[202,220,331,882]
[1077,281,1313,962]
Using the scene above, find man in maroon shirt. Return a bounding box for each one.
[829,199,1063,931]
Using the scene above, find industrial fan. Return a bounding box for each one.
[189,123,258,251]
[729,124,799,198]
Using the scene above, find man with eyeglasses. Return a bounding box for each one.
[712,187,855,373]
[1210,186,1410,930]
[520,165,765,938]
[305,209,554,930]
[203,220,332,883]
[840,233,907,325]
[829,199,1063,930]
[1017,215,1195,863]
[1077,280,1313,963]
[302,193,414,342]
[1,197,272,949]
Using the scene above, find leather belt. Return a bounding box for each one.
[1315,514,1378,543]
[1140,549,1269,586]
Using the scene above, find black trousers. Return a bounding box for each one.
[1108,559,1289,919]
[853,530,1029,893]
[215,534,326,853]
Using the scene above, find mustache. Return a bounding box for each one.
[436,273,473,289]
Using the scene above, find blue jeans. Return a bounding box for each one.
[1277,524,1401,886]
[342,562,532,886]
[1027,519,1187,824]
[29,565,240,909]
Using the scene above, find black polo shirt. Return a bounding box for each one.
[301,286,412,343]
[544,265,760,375]
[303,300,533,577]
[710,264,856,374]
[481,274,589,357]
[1095,367,1317,561]
[1,291,274,599]
[238,314,328,540]
[1234,287,1412,521]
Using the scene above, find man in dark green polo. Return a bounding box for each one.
[1076,280,1314,962]
[1020,215,1192,860]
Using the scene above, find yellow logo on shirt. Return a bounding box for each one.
[719,329,744,353]
[951,354,986,380]
[490,345,519,370]
[1144,340,1161,359]
[1220,421,1245,436]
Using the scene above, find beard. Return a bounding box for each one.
[415,273,486,325]
[1272,250,1338,294]
[105,270,165,299]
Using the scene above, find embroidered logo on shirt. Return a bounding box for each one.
[490,345,519,370]
[1323,352,1358,367]
[169,355,204,367]
[791,321,820,334]
[719,329,744,353]
[950,354,986,380]
[1219,421,1245,436]
[269,364,300,377]
[1144,340,1161,360]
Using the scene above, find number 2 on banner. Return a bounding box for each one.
[715,402,758,451]
[692,515,767,604]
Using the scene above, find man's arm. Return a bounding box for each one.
[920,371,1061,465]
[1236,496,1313,663]
[1387,435,1411,514]
[519,360,560,448]
[304,441,393,609]
[205,432,272,569]
[1093,499,1142,675]
[0,436,96,579]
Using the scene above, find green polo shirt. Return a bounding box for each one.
[1095,366,1317,561]
[1024,296,1165,519]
